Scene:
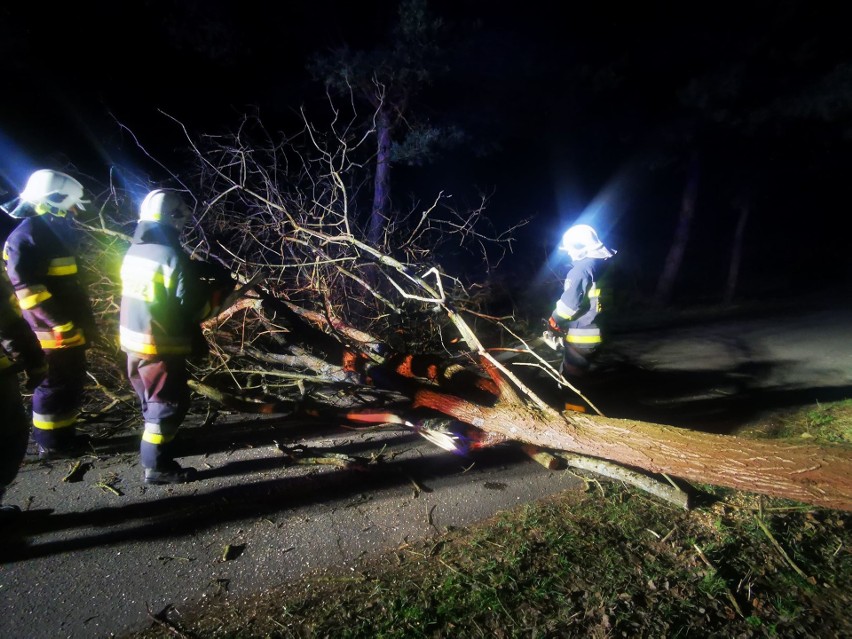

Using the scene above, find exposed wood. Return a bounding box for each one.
[521,445,564,471]
[242,345,351,381]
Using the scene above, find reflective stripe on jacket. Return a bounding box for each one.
[0,260,44,370]
[119,221,211,358]
[554,258,604,330]
[2,214,93,350]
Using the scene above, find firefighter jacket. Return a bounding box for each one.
[551,257,609,348]
[0,260,44,374]
[119,221,224,359]
[3,212,95,351]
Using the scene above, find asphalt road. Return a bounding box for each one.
[2,298,852,639]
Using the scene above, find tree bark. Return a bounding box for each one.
[370,105,393,246]
[723,198,750,306]
[653,153,700,307]
[413,385,852,512]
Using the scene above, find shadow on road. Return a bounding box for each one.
[8,309,852,566]
[0,439,529,565]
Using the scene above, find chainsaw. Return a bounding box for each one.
[489,318,564,363]
[540,317,565,352]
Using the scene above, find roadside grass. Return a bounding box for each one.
[742,398,852,445]
[130,402,852,639]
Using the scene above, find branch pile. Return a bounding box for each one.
[76,110,852,513]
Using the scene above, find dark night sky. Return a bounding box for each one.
[3,1,852,304]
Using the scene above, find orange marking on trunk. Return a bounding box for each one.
[395,354,414,377]
[345,411,404,424]
[342,349,364,373]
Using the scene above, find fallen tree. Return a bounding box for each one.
[193,278,852,513]
[79,104,852,513]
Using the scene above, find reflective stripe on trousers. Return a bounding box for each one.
[565,327,601,346]
[31,347,86,449]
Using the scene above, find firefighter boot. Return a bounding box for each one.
[36,434,92,461]
[144,461,198,485]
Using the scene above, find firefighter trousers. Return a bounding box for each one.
[560,343,598,378]
[126,355,190,470]
[0,370,30,495]
[31,347,87,450]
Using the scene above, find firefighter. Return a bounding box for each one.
[119,189,235,485]
[548,223,616,378]
[2,169,96,459]
[0,259,47,516]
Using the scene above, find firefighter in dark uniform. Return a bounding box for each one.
[119,189,235,485]
[548,224,616,378]
[2,169,96,459]
[0,259,46,516]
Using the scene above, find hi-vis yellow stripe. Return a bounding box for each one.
[33,411,78,430]
[142,430,175,446]
[119,326,190,356]
[36,327,86,349]
[16,285,52,310]
[34,203,68,217]
[47,256,77,276]
[566,327,602,345]
[555,299,576,319]
[142,431,166,444]
[142,422,176,445]
[566,333,602,345]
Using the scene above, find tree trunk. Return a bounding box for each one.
[413,383,852,513]
[204,287,852,513]
[653,153,700,307]
[723,199,750,306]
[370,105,393,246]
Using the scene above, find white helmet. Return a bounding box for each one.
[559,224,614,261]
[16,169,87,216]
[139,189,192,230]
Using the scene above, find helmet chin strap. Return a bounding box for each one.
[34,202,69,217]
